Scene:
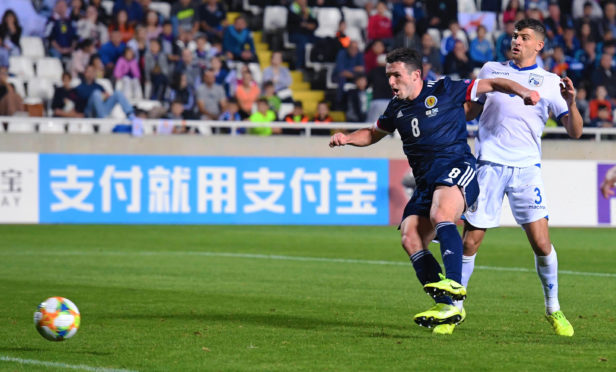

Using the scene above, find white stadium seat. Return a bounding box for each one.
[9,56,35,80]
[101,0,114,16]
[263,6,288,31]
[7,122,36,133]
[39,121,66,133]
[20,36,45,60]
[27,78,55,102]
[67,122,95,134]
[7,77,26,98]
[314,8,342,38]
[150,2,171,19]
[278,103,294,120]
[35,58,63,84]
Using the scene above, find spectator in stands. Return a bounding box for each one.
[196,68,226,120]
[166,99,187,120]
[174,48,201,89]
[262,51,292,93]
[392,0,426,35]
[577,39,597,80]
[591,52,616,98]
[283,100,308,135]
[589,85,613,126]
[52,71,83,118]
[345,74,368,123]
[575,3,601,41]
[393,20,421,50]
[367,54,391,123]
[219,97,242,121]
[426,0,457,30]
[89,0,110,25]
[109,9,134,43]
[69,0,85,28]
[127,25,148,61]
[144,38,169,100]
[503,0,521,25]
[71,39,95,78]
[420,32,442,75]
[176,28,197,52]
[74,64,135,119]
[336,20,351,50]
[440,20,463,57]
[525,0,549,14]
[575,84,590,124]
[0,9,22,56]
[496,20,515,62]
[313,100,333,123]
[144,9,162,41]
[112,0,144,27]
[422,56,439,80]
[469,25,494,68]
[545,1,569,42]
[99,30,126,75]
[0,46,8,68]
[194,34,210,70]
[444,39,473,79]
[333,40,365,102]
[602,1,616,37]
[114,47,141,100]
[558,27,580,58]
[547,45,569,77]
[367,1,393,43]
[0,66,23,116]
[165,72,196,119]
[160,20,181,65]
[47,0,78,59]
[287,0,318,70]
[210,55,229,93]
[262,81,281,112]
[249,97,278,136]
[235,69,260,118]
[171,0,199,37]
[198,0,227,43]
[77,5,109,48]
[223,15,257,63]
[364,39,385,74]
[89,54,106,79]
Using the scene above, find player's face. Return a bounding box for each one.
[386,62,421,100]
[511,28,544,64]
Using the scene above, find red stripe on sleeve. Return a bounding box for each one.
[465,79,476,101]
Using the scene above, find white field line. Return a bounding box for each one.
[4,250,616,278]
[0,355,137,372]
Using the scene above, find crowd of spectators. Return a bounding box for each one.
[0,0,616,133]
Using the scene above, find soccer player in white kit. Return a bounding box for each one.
[459,19,583,336]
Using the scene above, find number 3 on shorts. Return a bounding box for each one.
[534,187,542,204]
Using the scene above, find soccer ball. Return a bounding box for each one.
[33,297,80,341]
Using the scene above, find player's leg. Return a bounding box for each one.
[522,218,573,336]
[404,214,463,328]
[422,184,467,300]
[510,165,573,336]
[452,223,487,311]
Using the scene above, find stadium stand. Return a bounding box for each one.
[0,0,614,137]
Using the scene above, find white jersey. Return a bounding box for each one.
[475,61,569,167]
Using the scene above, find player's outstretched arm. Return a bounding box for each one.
[476,78,540,105]
[329,127,388,147]
[559,77,583,139]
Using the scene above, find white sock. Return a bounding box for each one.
[535,245,560,315]
[453,254,477,311]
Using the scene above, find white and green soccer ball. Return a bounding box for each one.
[33,297,81,341]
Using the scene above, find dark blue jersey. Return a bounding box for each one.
[376,77,476,177]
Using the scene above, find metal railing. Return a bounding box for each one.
[1,116,615,141]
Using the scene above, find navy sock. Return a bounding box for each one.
[435,222,463,284]
[410,250,452,305]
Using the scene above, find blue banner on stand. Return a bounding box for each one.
[39,154,389,225]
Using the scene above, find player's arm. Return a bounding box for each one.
[475,78,540,105]
[464,101,483,121]
[558,77,583,139]
[329,126,388,147]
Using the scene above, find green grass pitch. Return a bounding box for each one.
[1,225,615,371]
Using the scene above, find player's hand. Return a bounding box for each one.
[329,132,348,147]
[523,90,540,105]
[560,76,576,106]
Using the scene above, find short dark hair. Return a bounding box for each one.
[386,48,423,73]
[514,19,546,40]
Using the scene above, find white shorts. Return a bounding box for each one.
[464,161,549,228]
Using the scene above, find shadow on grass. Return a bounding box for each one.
[104,311,413,333]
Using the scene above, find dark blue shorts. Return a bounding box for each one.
[401,158,479,222]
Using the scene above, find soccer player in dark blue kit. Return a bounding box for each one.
[329,48,540,334]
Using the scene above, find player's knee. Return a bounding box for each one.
[401,234,422,255]
[463,235,481,255]
[533,238,552,255]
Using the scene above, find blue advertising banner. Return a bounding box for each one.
[39,154,389,225]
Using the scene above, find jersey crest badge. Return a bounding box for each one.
[528,73,543,87]
[424,95,438,108]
